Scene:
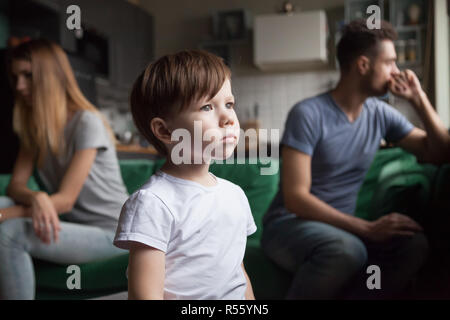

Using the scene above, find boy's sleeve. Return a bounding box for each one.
[113,190,174,252]
[281,102,321,156]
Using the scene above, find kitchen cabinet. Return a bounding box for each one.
[253,10,328,71]
[58,0,153,88]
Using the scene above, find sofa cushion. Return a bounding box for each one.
[355,148,437,221]
[118,158,158,194]
[244,238,291,299]
[34,253,129,300]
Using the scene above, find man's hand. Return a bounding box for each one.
[30,191,61,244]
[365,212,423,243]
[388,69,424,107]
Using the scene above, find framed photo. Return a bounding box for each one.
[214,10,247,41]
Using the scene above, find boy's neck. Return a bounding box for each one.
[160,159,217,187]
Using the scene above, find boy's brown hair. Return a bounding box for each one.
[337,19,398,72]
[130,50,231,156]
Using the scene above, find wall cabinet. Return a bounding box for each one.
[58,0,153,88]
[253,10,328,71]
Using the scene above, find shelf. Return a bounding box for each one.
[395,24,426,32]
[200,37,249,47]
[397,61,423,69]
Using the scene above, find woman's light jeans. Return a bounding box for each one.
[0,196,125,299]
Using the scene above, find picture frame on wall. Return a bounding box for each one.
[213,9,247,41]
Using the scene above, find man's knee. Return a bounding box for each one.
[323,234,368,273]
[401,232,429,267]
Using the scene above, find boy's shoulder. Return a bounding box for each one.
[215,176,244,193]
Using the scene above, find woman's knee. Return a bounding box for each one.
[0,218,31,248]
[0,196,15,208]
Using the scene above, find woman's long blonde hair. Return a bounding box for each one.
[10,39,115,166]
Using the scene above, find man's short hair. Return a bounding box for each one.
[130,50,231,156]
[336,19,398,72]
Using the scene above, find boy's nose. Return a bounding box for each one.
[219,110,235,128]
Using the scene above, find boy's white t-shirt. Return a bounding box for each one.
[113,170,257,300]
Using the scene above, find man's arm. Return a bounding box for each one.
[282,146,370,237]
[282,146,423,242]
[390,70,450,164]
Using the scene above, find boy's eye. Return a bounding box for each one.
[226,102,235,109]
[200,104,213,111]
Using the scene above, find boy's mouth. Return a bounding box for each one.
[222,134,237,143]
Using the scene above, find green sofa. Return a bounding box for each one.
[0,147,448,299]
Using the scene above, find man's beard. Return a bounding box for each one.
[362,74,389,97]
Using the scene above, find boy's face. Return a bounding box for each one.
[167,78,240,162]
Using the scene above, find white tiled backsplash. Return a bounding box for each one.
[232,70,340,144]
[232,71,424,145]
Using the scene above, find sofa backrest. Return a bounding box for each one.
[355,148,437,222]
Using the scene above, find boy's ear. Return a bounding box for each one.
[150,117,172,145]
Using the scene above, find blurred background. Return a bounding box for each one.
[0,0,449,170]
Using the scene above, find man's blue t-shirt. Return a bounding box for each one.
[264,91,414,225]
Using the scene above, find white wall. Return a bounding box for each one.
[232,70,339,140]
[434,0,450,127]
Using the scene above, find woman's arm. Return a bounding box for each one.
[0,205,28,222]
[6,147,38,205]
[242,262,255,300]
[128,242,165,300]
[2,147,36,222]
[4,147,97,244]
[49,148,97,213]
[6,146,97,213]
[34,148,97,244]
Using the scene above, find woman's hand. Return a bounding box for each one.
[30,191,61,244]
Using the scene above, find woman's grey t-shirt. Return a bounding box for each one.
[38,110,128,231]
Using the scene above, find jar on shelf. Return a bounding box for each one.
[406,39,417,62]
[396,40,406,64]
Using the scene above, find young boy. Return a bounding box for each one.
[113,50,257,300]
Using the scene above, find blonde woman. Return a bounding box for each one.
[0,39,128,299]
